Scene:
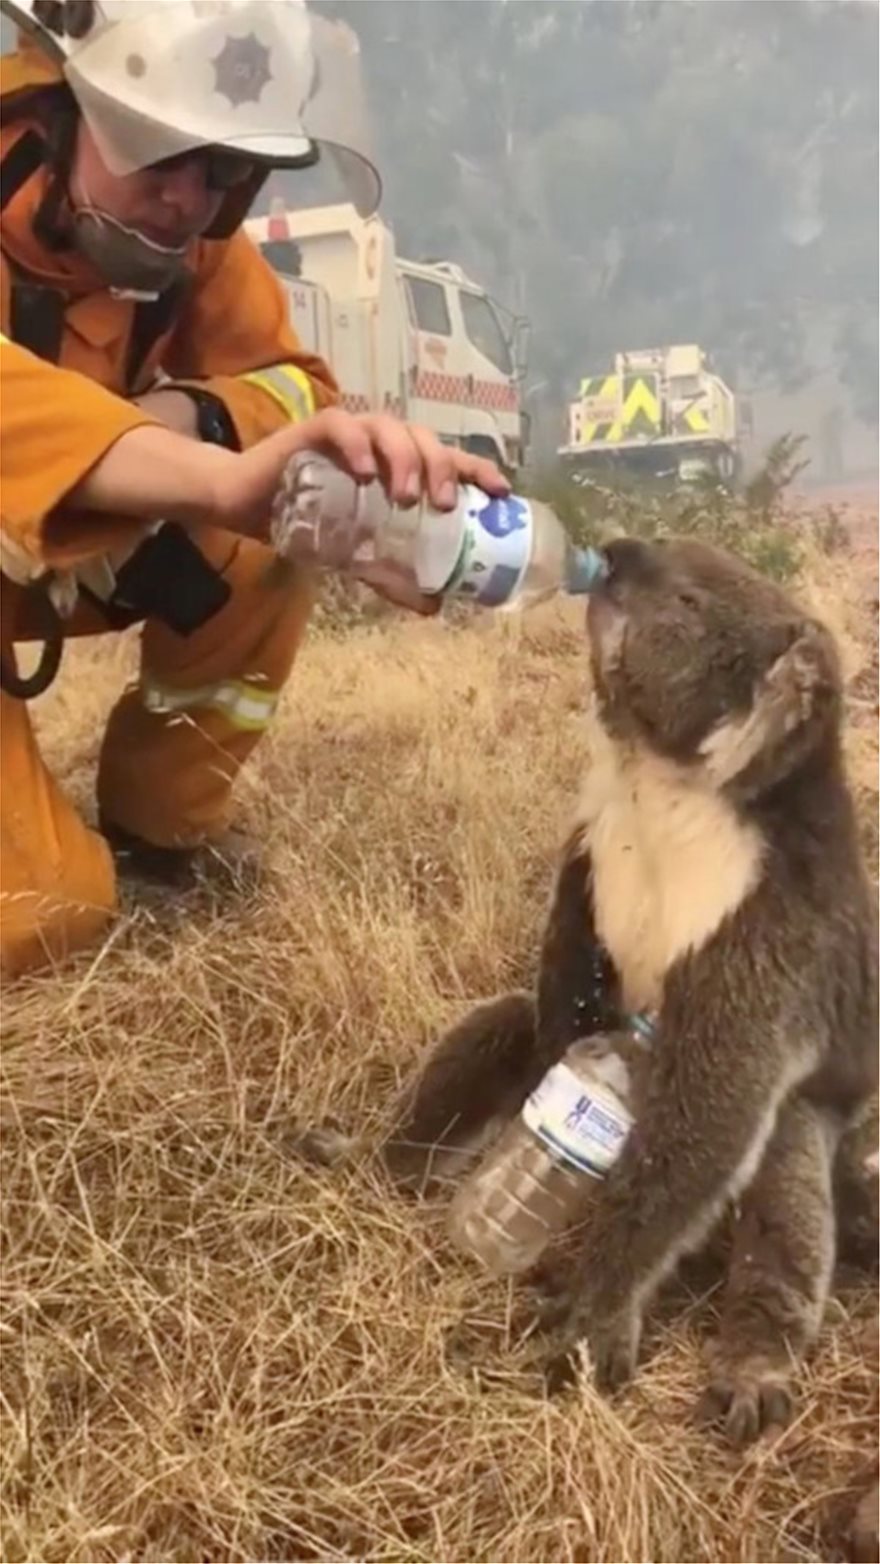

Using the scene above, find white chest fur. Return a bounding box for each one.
[575,699,764,1011]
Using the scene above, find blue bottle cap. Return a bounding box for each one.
[565,545,609,595]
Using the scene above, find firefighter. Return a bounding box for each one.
[0,0,507,977]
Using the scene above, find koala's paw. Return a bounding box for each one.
[543,1304,641,1398]
[696,1357,794,1447]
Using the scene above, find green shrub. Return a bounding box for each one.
[522,432,830,583]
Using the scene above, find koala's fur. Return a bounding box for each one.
[382,535,878,1442]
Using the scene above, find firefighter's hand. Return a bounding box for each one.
[213,408,512,615]
[215,407,511,526]
[267,408,510,511]
[308,410,511,513]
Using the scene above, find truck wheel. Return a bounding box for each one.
[715,449,736,485]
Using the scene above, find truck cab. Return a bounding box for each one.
[244,197,528,476]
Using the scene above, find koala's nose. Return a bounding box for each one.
[604,536,662,587]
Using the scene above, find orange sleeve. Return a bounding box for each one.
[162,229,340,448]
[0,335,157,569]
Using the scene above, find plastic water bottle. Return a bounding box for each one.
[269,450,607,610]
[446,1014,655,1277]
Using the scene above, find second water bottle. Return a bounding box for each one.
[446,1013,656,1277]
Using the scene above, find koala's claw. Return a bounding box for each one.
[543,1341,580,1396]
[543,1310,640,1397]
[530,1288,575,1335]
[586,1313,640,1392]
[696,1369,793,1446]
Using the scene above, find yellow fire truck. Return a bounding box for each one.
[558,343,740,485]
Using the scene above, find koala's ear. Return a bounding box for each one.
[699,619,841,799]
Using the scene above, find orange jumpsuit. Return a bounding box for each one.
[0,44,339,976]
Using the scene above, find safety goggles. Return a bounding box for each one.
[147,146,259,191]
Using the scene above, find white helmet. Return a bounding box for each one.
[2,0,381,215]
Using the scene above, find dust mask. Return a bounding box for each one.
[70,181,189,298]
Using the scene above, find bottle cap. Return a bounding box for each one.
[565,546,609,595]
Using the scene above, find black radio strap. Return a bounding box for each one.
[0,128,45,210]
[125,278,189,393]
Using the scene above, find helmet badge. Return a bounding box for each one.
[212,32,273,107]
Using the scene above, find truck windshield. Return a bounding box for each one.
[461,292,513,376]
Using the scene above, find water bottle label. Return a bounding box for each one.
[447,489,533,607]
[522,1061,632,1178]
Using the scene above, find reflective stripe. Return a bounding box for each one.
[142,676,280,732]
[241,362,316,422]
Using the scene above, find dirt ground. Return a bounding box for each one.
[1,524,877,1563]
[793,483,878,567]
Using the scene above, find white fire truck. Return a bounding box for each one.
[244,196,530,475]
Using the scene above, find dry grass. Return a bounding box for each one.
[1,539,877,1564]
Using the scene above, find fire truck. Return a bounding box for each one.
[245,196,530,476]
[557,343,740,486]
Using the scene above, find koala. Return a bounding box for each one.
[382,535,878,1443]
